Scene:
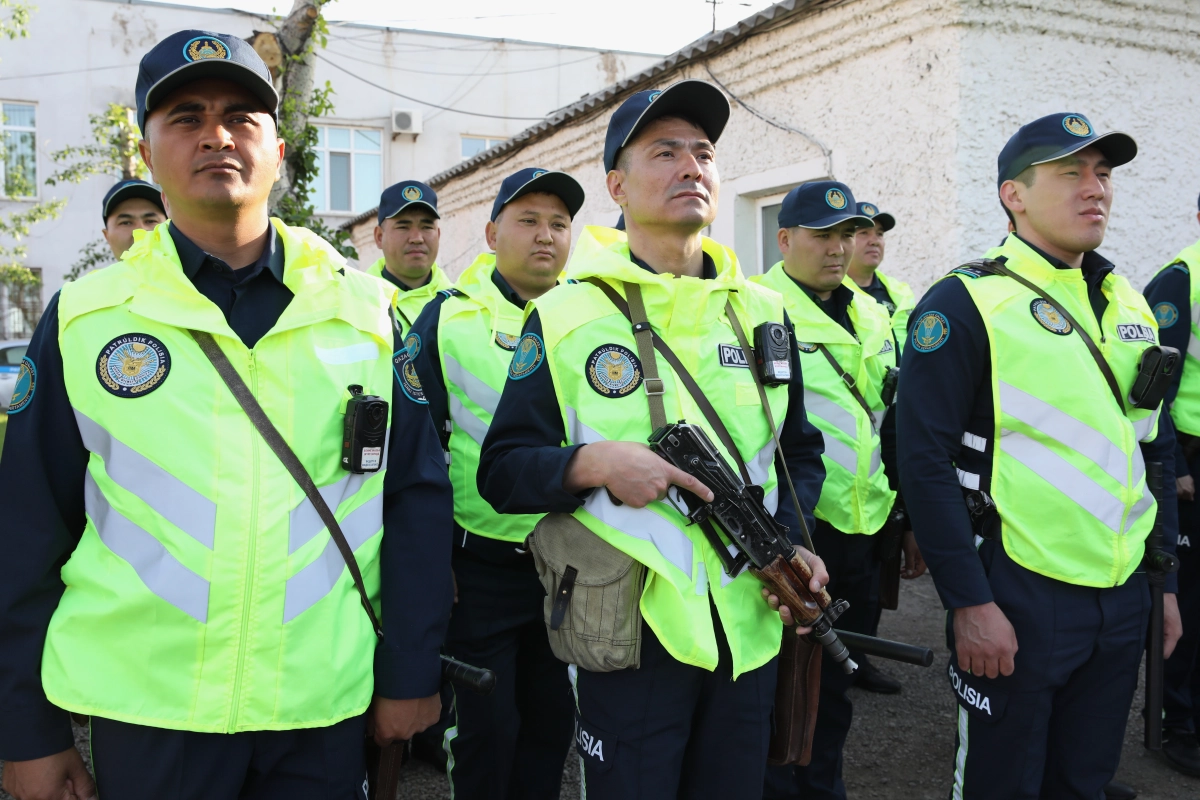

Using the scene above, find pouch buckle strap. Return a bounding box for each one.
[549,565,578,631]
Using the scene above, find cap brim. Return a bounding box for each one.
[144,60,278,130]
[501,172,586,219]
[103,185,165,221]
[789,213,875,230]
[620,81,730,156]
[1028,131,1138,171]
[873,212,896,232]
[382,201,440,221]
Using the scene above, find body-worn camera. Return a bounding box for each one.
[342,384,388,473]
[1129,345,1180,410]
[753,322,792,386]
[880,367,900,408]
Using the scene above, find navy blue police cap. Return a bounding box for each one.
[997,112,1136,188]
[378,180,438,224]
[136,30,279,135]
[603,80,730,173]
[102,179,164,222]
[779,181,873,230]
[490,168,585,222]
[855,201,894,232]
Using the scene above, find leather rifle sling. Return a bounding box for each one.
[814,344,877,430]
[724,300,817,555]
[189,330,383,638]
[584,278,753,484]
[963,258,1125,412]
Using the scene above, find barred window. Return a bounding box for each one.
[1,103,37,198]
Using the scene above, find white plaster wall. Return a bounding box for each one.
[0,0,659,305]
[957,0,1200,292]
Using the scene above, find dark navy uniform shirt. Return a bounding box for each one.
[859,273,897,314]
[0,223,454,760]
[476,251,827,543]
[378,264,433,293]
[897,236,1178,610]
[1143,261,1191,479]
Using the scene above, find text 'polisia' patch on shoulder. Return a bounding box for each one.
[1116,323,1156,344]
[717,343,750,368]
[97,333,171,398]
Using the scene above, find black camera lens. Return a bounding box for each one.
[771,327,787,344]
[367,404,386,426]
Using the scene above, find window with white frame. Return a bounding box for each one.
[311,126,382,214]
[461,135,506,160]
[756,193,787,275]
[1,103,37,198]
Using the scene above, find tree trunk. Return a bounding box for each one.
[266,0,320,213]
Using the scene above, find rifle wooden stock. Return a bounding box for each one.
[751,551,833,627]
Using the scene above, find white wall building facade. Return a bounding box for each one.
[350,0,1200,305]
[0,0,659,337]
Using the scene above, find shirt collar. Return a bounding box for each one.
[168,222,284,283]
[490,266,527,309]
[629,251,718,279]
[379,266,432,293]
[790,272,856,325]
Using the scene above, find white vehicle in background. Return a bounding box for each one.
[0,339,30,407]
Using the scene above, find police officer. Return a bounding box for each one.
[100,178,166,259]
[898,112,1183,798]
[407,167,585,799]
[755,181,920,800]
[1142,196,1200,777]
[366,179,451,337]
[845,201,916,353]
[0,30,453,800]
[477,80,830,799]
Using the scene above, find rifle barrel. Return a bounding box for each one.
[834,629,935,667]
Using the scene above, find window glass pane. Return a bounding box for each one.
[4,130,36,196]
[760,203,783,274]
[354,129,381,152]
[3,344,27,364]
[329,152,351,211]
[461,137,487,159]
[2,103,34,128]
[353,153,381,213]
[327,127,351,150]
[316,126,325,147]
[488,138,506,149]
[311,151,326,211]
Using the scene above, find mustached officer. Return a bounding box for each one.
[845,201,916,354]
[898,112,1183,798]
[366,179,451,337]
[754,181,922,800]
[0,30,454,800]
[1142,193,1200,778]
[406,167,585,799]
[477,80,830,798]
[101,178,166,259]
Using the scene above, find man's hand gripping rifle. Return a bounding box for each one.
[649,421,933,675]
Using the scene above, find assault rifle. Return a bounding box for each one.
[648,421,934,674]
[1144,461,1179,751]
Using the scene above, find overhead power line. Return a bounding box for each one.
[321,46,603,77]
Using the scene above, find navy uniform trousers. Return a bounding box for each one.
[442,540,575,800]
[573,601,778,800]
[763,521,880,800]
[89,714,368,800]
[944,538,1149,799]
[1164,468,1200,734]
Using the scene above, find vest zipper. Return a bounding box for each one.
[228,351,261,730]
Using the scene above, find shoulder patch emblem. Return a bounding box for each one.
[952,266,989,279]
[508,333,545,381]
[404,332,422,359]
[912,312,950,352]
[1116,323,1156,344]
[717,343,750,368]
[495,332,520,351]
[586,344,643,397]
[1030,299,1072,335]
[7,356,35,413]
[877,339,895,356]
[1169,261,1190,275]
[1154,302,1179,329]
[97,334,170,397]
[393,348,426,404]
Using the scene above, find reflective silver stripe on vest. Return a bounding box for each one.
[283,492,385,623]
[957,468,981,490]
[818,432,857,474]
[1133,406,1159,443]
[748,430,781,515]
[85,471,210,622]
[444,355,500,447]
[804,390,857,440]
[289,467,380,555]
[1000,429,1142,534]
[999,382,1140,488]
[962,432,987,452]
[75,410,217,549]
[567,407,693,579]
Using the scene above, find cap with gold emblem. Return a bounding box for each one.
[378,180,439,224]
[135,30,279,134]
[778,181,873,230]
[855,201,895,233]
[996,112,1137,188]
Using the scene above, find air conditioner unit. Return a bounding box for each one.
[392,109,422,138]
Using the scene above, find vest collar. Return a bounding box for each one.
[566,225,743,289]
[369,258,447,294]
[764,262,862,346]
[1000,233,1115,286]
[452,253,528,336]
[124,218,376,342]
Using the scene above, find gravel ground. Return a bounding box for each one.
[4,574,1198,799]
